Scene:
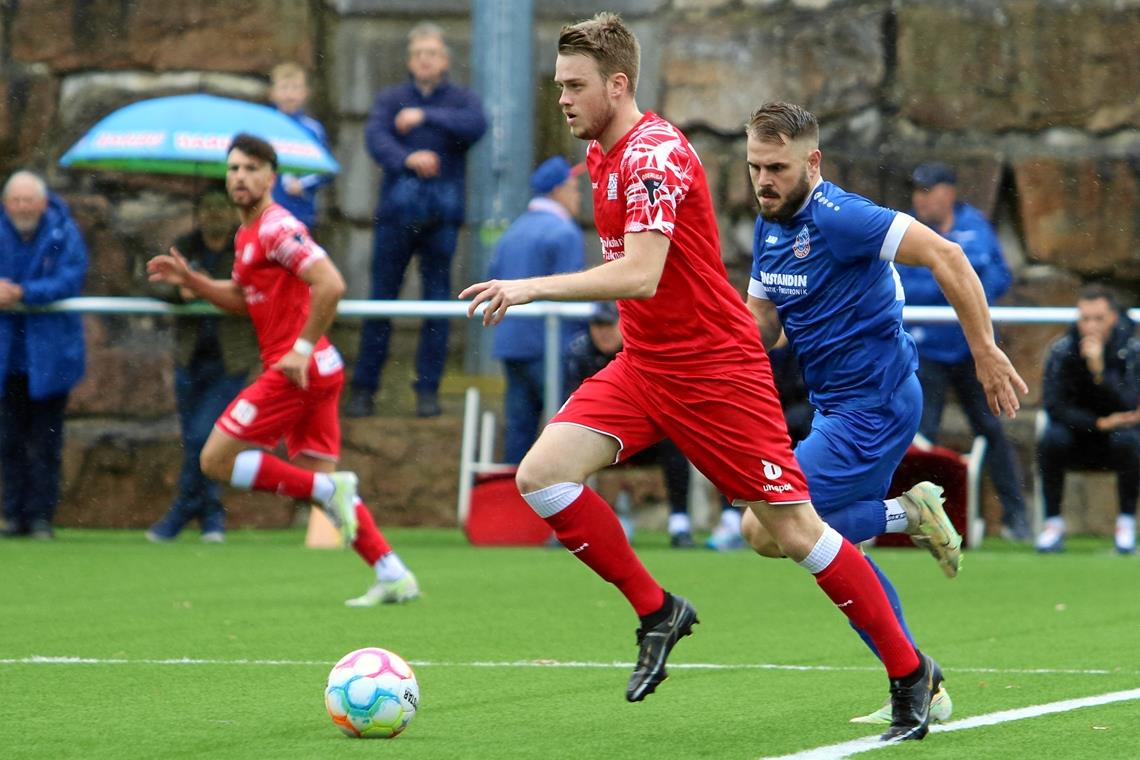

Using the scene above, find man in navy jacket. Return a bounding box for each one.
[0,171,87,539]
[349,22,487,419]
[895,162,1031,541]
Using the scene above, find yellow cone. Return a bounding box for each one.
[305,506,342,549]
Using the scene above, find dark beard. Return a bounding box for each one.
[758,174,812,224]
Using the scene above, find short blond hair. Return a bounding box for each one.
[746,102,819,145]
[558,12,640,95]
[270,62,308,85]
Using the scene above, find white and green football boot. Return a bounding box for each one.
[899,481,962,578]
[850,684,953,725]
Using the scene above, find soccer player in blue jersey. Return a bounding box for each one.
[740,102,1027,729]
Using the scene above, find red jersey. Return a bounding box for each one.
[587,112,764,372]
[232,203,333,367]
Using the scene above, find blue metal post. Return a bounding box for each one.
[466,0,535,376]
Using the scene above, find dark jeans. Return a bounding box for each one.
[917,357,1028,525]
[0,374,68,531]
[151,360,248,536]
[354,220,460,396]
[502,359,545,465]
[1037,423,1140,519]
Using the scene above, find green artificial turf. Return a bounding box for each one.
[1,529,1137,759]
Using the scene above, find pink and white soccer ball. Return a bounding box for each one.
[325,647,419,738]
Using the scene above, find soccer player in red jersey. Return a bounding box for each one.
[147,133,418,608]
[461,13,940,738]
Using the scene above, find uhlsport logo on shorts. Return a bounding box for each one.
[761,459,793,494]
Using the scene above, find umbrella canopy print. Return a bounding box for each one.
[60,93,339,178]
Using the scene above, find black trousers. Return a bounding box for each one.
[0,374,68,531]
[1036,422,1140,519]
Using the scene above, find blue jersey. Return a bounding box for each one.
[748,179,917,411]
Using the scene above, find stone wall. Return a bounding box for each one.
[2,0,1138,533]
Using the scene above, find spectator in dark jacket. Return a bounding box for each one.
[1036,284,1140,554]
[489,156,587,464]
[0,171,87,539]
[895,161,1031,541]
[145,191,260,543]
[349,22,487,419]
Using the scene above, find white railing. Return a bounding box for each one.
[6,299,1101,421]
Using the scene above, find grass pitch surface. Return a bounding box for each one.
[1,529,1136,759]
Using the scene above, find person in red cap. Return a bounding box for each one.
[487,156,588,463]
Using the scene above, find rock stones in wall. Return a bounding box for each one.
[8,0,313,74]
[1014,156,1140,276]
[896,0,1140,132]
[661,7,886,133]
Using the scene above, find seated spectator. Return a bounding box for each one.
[1036,284,1140,554]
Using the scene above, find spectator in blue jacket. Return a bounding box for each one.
[268,62,333,230]
[488,157,587,464]
[895,162,1030,540]
[0,171,87,539]
[349,22,487,419]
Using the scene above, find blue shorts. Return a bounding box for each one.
[795,373,922,517]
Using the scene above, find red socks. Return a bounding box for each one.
[249,454,317,501]
[353,499,392,566]
[545,487,664,616]
[813,539,920,678]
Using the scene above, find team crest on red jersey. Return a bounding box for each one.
[793,225,811,259]
[637,168,667,205]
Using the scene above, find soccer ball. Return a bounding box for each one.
[324,647,419,738]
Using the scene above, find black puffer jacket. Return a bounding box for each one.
[1042,314,1140,433]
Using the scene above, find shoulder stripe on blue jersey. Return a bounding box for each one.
[879,212,914,261]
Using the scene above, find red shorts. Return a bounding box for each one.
[216,346,344,461]
[550,352,810,505]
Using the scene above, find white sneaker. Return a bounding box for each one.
[345,572,420,608]
[850,685,953,724]
[200,531,225,544]
[1115,516,1136,555]
[324,472,359,547]
[1035,518,1066,553]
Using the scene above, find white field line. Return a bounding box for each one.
[759,688,1140,760]
[0,655,1134,678]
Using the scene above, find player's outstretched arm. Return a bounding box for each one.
[895,222,1027,417]
[460,230,670,326]
[147,247,247,314]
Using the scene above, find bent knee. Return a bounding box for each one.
[516,457,575,495]
[741,508,784,558]
[198,447,231,482]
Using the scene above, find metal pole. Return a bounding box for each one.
[466,0,535,376]
[543,312,563,422]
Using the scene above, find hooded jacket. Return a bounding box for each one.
[0,193,87,399]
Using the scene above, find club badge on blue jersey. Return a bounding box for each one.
[793,225,811,259]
